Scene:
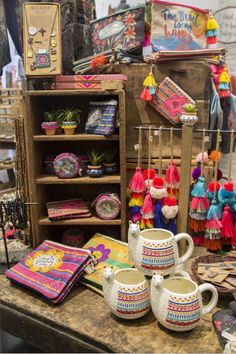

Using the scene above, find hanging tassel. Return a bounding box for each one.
[162,196,178,219]
[192,235,205,247]
[140,67,157,101]
[196,152,208,164]
[129,192,144,207]
[91,55,107,71]
[129,167,146,193]
[165,161,180,188]
[206,14,219,31]
[150,176,167,199]
[166,219,177,235]
[141,191,154,229]
[203,238,222,251]
[218,181,236,206]
[219,68,231,83]
[191,176,207,197]
[192,164,201,181]
[190,219,206,233]
[221,206,233,238]
[207,199,223,220]
[143,168,156,187]
[153,200,165,228]
[210,150,221,162]
[206,14,219,45]
[207,180,221,201]
[218,68,231,98]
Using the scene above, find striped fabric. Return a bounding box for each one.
[85,100,117,136]
[6,241,92,304]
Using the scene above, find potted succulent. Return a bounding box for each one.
[180,103,198,126]
[57,108,81,135]
[103,150,117,175]
[87,150,104,178]
[41,111,59,135]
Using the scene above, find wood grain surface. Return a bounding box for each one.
[0,275,222,353]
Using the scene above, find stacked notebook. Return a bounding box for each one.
[80,233,133,295]
[5,240,93,304]
[46,199,91,220]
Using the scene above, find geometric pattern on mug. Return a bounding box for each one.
[166,296,201,327]
[141,243,175,270]
[116,288,149,315]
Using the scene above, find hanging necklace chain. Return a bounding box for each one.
[25,7,58,55]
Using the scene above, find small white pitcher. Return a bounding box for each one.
[151,273,218,331]
[102,267,150,319]
[128,223,194,276]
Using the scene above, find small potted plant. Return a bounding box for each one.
[103,150,117,175]
[180,103,198,126]
[87,149,104,178]
[41,111,59,135]
[57,108,81,135]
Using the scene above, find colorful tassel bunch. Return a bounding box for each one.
[206,14,219,45]
[218,68,231,98]
[128,167,146,224]
[140,68,157,102]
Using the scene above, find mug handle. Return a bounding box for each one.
[175,233,194,265]
[198,283,218,316]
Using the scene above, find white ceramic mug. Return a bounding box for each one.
[151,273,218,331]
[102,267,150,319]
[128,223,194,276]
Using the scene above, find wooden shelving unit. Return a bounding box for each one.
[24,89,126,247]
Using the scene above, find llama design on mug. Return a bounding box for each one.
[116,286,149,315]
[141,241,175,270]
[166,295,201,327]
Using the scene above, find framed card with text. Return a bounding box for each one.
[23,2,62,76]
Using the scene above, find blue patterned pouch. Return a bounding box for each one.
[85,99,117,136]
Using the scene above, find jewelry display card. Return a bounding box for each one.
[23,3,61,76]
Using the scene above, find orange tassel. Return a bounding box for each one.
[203,239,222,251]
[189,218,206,233]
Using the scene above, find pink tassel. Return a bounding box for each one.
[165,161,180,187]
[190,196,210,211]
[141,191,154,219]
[232,222,236,246]
[193,236,204,246]
[206,219,222,229]
[221,206,233,238]
[129,167,146,193]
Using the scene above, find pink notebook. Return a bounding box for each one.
[46,199,91,220]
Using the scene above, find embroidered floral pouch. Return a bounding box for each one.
[90,5,145,55]
[5,240,92,303]
[149,76,195,125]
[80,233,133,295]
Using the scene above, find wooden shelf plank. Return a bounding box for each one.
[39,216,121,226]
[36,175,121,184]
[26,89,121,96]
[0,163,15,170]
[33,134,119,141]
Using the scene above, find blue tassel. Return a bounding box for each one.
[207,200,222,220]
[206,29,218,37]
[166,219,177,235]
[218,188,236,205]
[154,201,165,228]
[191,177,207,197]
[207,191,215,201]
[219,83,230,90]
[130,206,141,214]
[149,86,156,95]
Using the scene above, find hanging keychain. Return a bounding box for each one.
[141,127,154,229]
[220,130,235,246]
[140,62,157,102]
[189,129,210,245]
[162,128,179,226]
[204,129,223,251]
[128,126,146,224]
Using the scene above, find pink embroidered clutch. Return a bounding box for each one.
[149,76,196,125]
[46,199,91,220]
[5,240,92,304]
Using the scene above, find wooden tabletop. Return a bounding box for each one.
[0,275,223,353]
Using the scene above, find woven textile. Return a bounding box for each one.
[6,240,92,303]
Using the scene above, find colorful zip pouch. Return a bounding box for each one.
[53,153,81,179]
[46,199,91,220]
[80,233,133,295]
[85,99,117,136]
[92,193,121,220]
[90,6,145,55]
[5,240,93,304]
[151,0,208,52]
[149,76,195,125]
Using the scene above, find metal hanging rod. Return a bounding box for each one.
[134,126,236,133]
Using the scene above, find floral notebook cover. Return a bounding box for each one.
[5,240,92,304]
[80,233,133,295]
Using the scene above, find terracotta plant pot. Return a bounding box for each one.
[61,121,77,135]
[87,165,103,178]
[41,122,58,136]
[103,162,117,175]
